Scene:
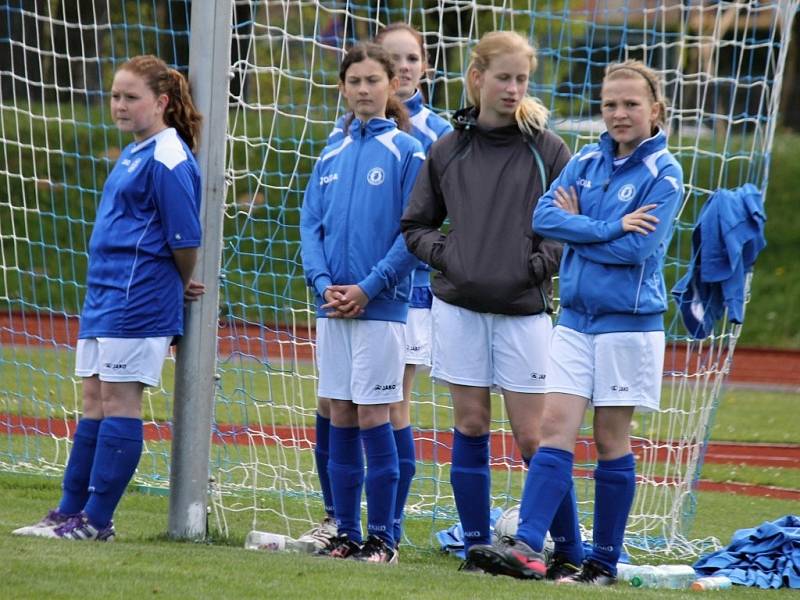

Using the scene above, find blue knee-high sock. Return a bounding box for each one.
[549,484,585,565]
[516,447,573,552]
[588,453,636,574]
[83,417,143,528]
[451,429,490,550]
[327,425,364,543]
[522,452,584,566]
[58,418,101,515]
[314,413,335,517]
[392,426,415,547]
[362,423,399,547]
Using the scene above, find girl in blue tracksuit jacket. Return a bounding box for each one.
[313,23,452,553]
[300,42,425,564]
[467,60,683,585]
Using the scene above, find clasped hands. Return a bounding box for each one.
[322,284,368,318]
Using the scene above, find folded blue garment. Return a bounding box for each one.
[694,515,800,589]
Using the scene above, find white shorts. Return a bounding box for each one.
[75,336,172,387]
[546,326,665,412]
[431,297,552,393]
[405,307,432,366]
[316,318,405,405]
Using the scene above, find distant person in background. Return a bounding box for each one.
[301,23,451,553]
[300,42,425,563]
[468,59,683,585]
[401,31,573,573]
[13,55,205,541]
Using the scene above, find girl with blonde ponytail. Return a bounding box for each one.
[402,30,578,573]
[465,30,549,138]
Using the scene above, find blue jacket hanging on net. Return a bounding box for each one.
[671,183,766,339]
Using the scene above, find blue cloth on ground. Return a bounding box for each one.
[435,508,631,564]
[436,507,503,559]
[672,183,766,339]
[694,514,800,589]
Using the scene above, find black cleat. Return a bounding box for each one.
[352,534,397,564]
[546,553,581,580]
[317,533,360,559]
[557,559,618,586]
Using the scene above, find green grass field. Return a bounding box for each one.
[1,379,798,598]
[1,472,797,599]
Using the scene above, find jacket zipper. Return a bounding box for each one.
[344,124,365,283]
[600,151,648,314]
[538,285,548,313]
[633,265,645,313]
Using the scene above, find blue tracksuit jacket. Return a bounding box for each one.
[533,129,684,334]
[301,117,426,323]
[329,91,452,300]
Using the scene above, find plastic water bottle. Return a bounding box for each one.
[616,563,650,583]
[244,530,307,552]
[630,564,697,589]
[691,576,733,591]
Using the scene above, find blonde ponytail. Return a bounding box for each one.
[467,31,549,134]
[515,97,549,138]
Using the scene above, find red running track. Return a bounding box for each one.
[3,414,798,501]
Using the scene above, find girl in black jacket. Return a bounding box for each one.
[402,31,580,575]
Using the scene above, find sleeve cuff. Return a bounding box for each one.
[609,219,626,239]
[313,275,333,299]
[168,239,202,250]
[358,271,385,300]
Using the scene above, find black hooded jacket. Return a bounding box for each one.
[401,107,571,315]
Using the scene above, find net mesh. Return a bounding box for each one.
[1,0,795,557]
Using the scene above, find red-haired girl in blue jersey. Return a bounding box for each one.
[13,55,205,541]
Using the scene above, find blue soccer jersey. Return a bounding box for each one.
[79,127,202,339]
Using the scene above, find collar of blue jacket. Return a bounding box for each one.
[404,89,424,116]
[599,127,667,164]
[346,116,397,138]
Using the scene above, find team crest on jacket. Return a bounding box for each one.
[618,183,636,202]
[367,167,385,186]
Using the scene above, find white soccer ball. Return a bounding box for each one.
[492,505,555,557]
[493,505,520,540]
